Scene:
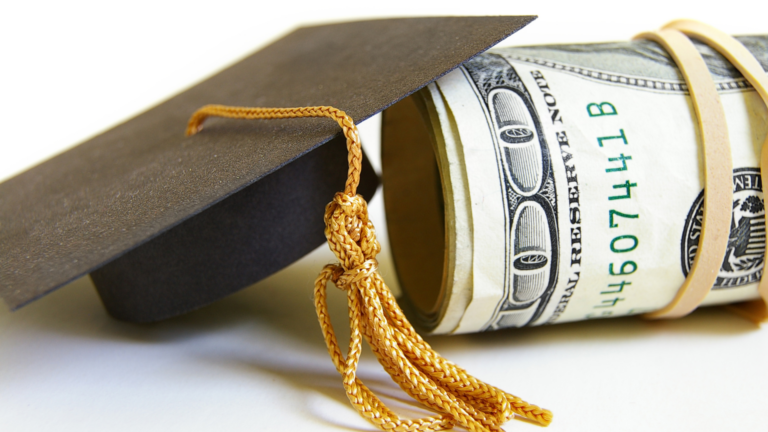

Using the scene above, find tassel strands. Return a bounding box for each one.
[186,104,552,431]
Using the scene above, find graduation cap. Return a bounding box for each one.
[0,16,535,323]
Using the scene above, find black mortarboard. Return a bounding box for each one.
[0,16,535,322]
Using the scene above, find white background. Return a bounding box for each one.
[1,1,766,431]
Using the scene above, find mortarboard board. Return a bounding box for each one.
[0,16,535,323]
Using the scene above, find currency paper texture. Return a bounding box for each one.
[413,37,768,334]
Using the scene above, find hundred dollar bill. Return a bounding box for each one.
[383,36,768,334]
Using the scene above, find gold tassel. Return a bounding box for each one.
[186,104,552,431]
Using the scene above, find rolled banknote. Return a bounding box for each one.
[381,36,768,334]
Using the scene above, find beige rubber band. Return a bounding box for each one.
[634,29,734,320]
[664,20,768,323]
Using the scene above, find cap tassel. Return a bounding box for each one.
[186,104,552,431]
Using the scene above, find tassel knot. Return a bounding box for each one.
[325,192,380,272]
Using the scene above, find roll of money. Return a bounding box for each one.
[382,36,768,334]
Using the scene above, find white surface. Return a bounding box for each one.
[1,2,767,431]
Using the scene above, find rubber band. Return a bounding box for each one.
[663,20,768,322]
[634,29,734,320]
